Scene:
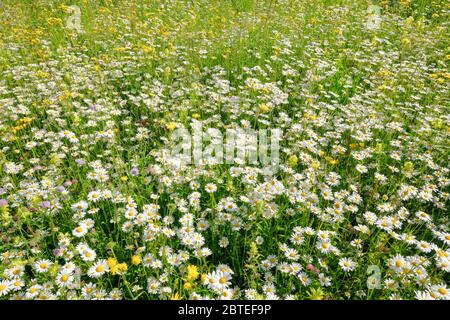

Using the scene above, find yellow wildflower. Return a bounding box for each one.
[166,122,177,131]
[186,265,199,281]
[170,292,181,300]
[131,255,142,266]
[259,103,270,113]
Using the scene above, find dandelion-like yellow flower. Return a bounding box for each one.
[131,255,142,266]
[107,258,118,268]
[170,292,181,300]
[111,262,127,275]
[287,155,298,167]
[186,265,199,281]
[259,103,270,113]
[401,38,411,46]
[166,122,177,131]
[183,282,192,290]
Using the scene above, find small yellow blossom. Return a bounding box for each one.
[259,103,270,113]
[170,292,181,300]
[131,255,142,266]
[186,265,199,281]
[166,122,177,131]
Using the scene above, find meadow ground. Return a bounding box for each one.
[0,0,449,300]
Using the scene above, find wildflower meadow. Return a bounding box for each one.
[0,0,449,300]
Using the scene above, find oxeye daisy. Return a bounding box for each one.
[26,284,42,299]
[388,254,406,272]
[284,248,299,261]
[298,272,311,286]
[415,290,434,300]
[147,278,160,294]
[62,262,76,273]
[218,237,229,248]
[317,240,333,254]
[92,289,108,300]
[87,191,102,202]
[110,288,123,300]
[72,224,88,237]
[11,279,25,291]
[71,201,88,211]
[213,271,232,291]
[81,248,97,262]
[81,283,97,298]
[416,241,434,253]
[430,284,450,300]
[355,164,368,174]
[339,258,357,272]
[229,167,242,177]
[204,273,218,289]
[437,233,450,245]
[0,280,12,297]
[34,259,53,273]
[88,260,109,278]
[56,271,74,288]
[219,288,234,300]
[416,211,431,222]
[5,265,25,278]
[121,221,133,233]
[205,183,217,193]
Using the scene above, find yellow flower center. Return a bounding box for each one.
[95,265,105,273]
